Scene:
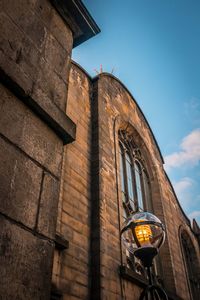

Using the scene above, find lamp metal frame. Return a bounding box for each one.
[121,215,168,300]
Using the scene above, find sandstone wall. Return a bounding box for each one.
[93,74,199,300]
[58,64,199,300]
[91,74,166,299]
[0,1,75,299]
[54,63,92,300]
[92,74,199,300]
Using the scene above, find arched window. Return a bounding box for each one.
[119,130,151,219]
[119,130,152,275]
[180,231,200,300]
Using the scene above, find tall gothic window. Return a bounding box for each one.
[119,130,152,275]
[119,130,151,219]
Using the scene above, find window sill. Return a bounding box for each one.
[119,265,148,287]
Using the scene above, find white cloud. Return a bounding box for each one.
[173,178,200,223]
[164,128,200,171]
[173,177,194,210]
[173,177,194,196]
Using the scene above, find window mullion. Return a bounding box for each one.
[130,152,138,212]
[122,150,129,201]
[121,147,131,217]
[140,168,147,211]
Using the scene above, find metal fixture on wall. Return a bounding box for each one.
[121,212,168,300]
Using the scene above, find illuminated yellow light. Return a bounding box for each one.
[135,220,152,247]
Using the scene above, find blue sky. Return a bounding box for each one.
[73,0,200,224]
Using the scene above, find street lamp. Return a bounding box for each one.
[121,212,168,300]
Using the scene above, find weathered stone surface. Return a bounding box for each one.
[0,12,39,94]
[0,217,54,300]
[32,57,68,111]
[0,1,76,299]
[0,84,63,177]
[50,8,73,54]
[0,0,101,299]
[37,173,59,239]
[19,103,63,177]
[0,0,73,113]
[2,0,46,51]
[54,63,92,299]
[0,6,75,143]
[44,33,69,77]
[0,137,42,229]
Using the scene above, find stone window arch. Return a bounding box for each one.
[180,229,200,300]
[119,129,152,220]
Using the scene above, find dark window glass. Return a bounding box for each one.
[125,152,136,212]
[119,147,125,193]
[119,146,127,219]
[143,171,150,211]
[134,162,144,211]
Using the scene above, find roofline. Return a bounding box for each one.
[71,60,93,80]
[92,72,164,164]
[70,62,164,163]
[51,0,100,48]
[164,171,191,227]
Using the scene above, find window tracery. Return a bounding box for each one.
[119,129,151,217]
[119,129,152,275]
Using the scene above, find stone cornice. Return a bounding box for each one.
[51,0,100,47]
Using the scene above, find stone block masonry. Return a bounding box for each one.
[56,62,200,300]
[53,63,92,300]
[0,0,76,299]
[1,1,199,299]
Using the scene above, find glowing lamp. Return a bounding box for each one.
[121,212,168,299]
[134,220,152,247]
[121,212,165,260]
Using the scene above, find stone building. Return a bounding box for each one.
[0,1,199,300]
